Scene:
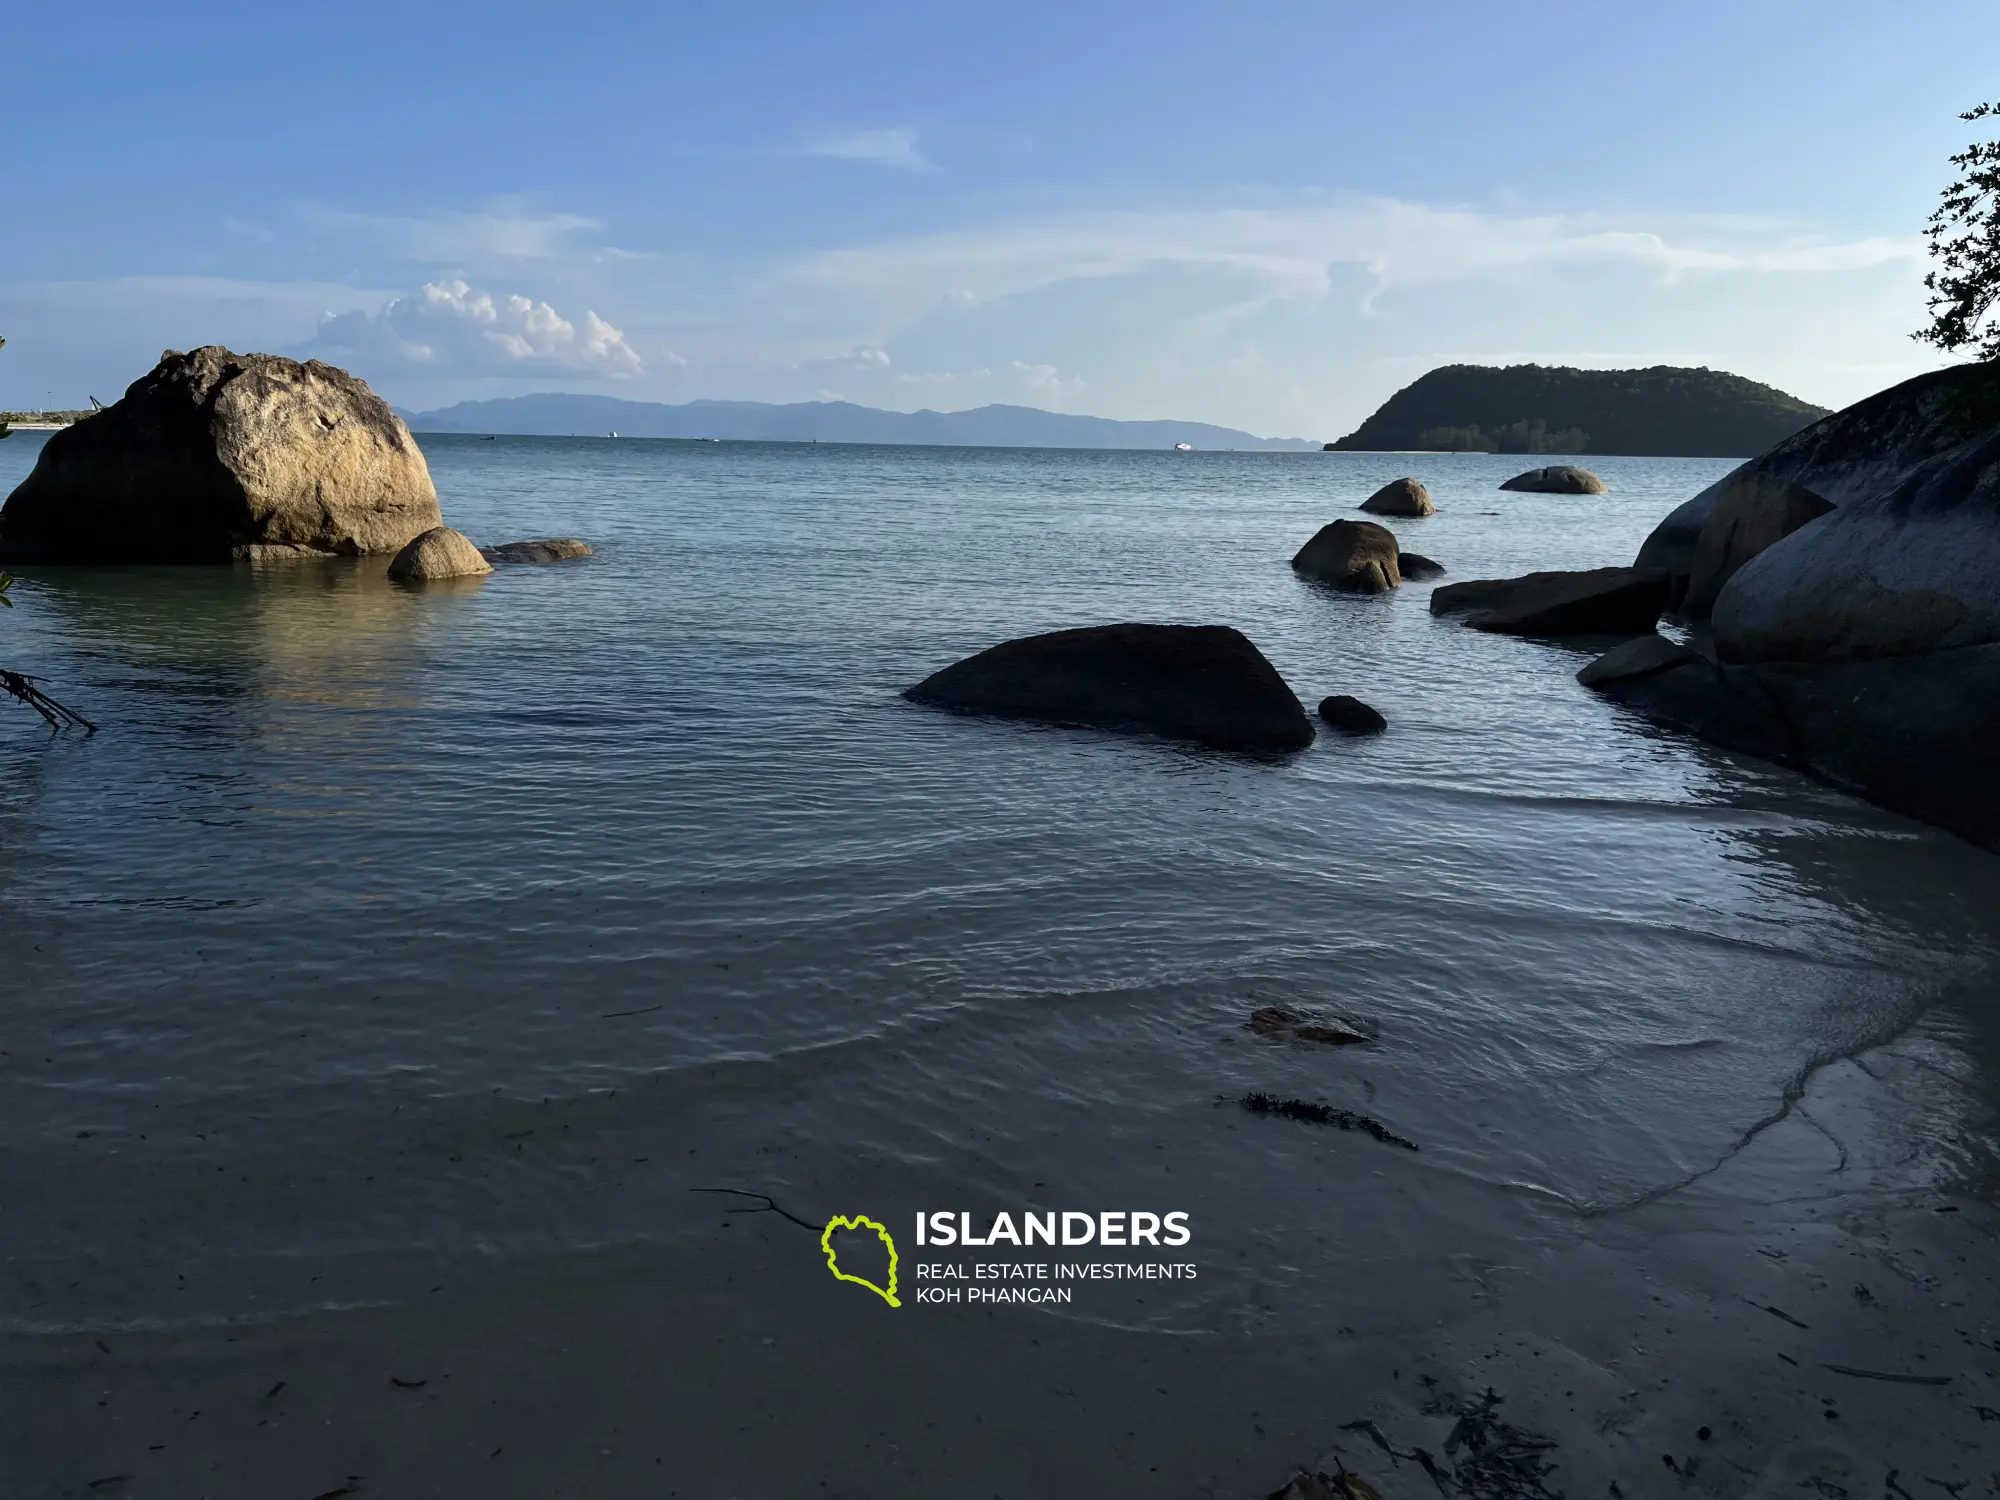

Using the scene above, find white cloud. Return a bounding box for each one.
[308,280,644,376]
[301,205,602,262]
[796,345,892,372]
[799,127,938,173]
[778,197,1920,331]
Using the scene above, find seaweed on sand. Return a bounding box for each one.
[1325,1388,1562,1499]
[1238,1092,1418,1151]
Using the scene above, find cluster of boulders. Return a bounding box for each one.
[0,348,593,582]
[902,463,1603,753]
[1585,364,2000,852]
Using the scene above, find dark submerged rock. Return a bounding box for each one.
[1358,477,1434,517]
[1316,695,1387,734]
[1247,1005,1370,1046]
[904,623,1313,752]
[1499,464,1606,495]
[0,347,440,563]
[1575,633,1699,687]
[480,538,594,565]
[1396,551,1446,580]
[1291,519,1401,593]
[1431,566,1670,636]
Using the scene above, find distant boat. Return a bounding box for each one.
[608,430,619,438]
[1174,442,1193,452]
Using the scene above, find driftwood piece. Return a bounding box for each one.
[1,670,95,732]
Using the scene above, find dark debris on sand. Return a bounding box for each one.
[1239,1092,1418,1151]
[1273,1387,1563,1500]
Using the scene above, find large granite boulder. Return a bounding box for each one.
[481,538,593,565]
[1586,644,2000,853]
[1712,420,2000,663]
[0,348,440,563]
[388,526,491,582]
[904,623,1313,752]
[1500,465,1606,495]
[1679,473,1834,619]
[1431,566,1670,636]
[1589,366,2000,853]
[1636,363,2000,592]
[1291,519,1402,593]
[1359,478,1434,517]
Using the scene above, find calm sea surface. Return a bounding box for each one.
[1,433,1997,1330]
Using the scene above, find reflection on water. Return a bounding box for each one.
[0,432,1995,1328]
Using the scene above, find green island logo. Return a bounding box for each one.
[821,1214,900,1307]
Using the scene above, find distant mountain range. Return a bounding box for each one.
[1329,364,1830,457]
[402,394,1315,450]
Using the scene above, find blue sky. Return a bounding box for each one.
[2,0,1994,436]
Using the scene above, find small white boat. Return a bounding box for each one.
[1174,442,1193,452]
[608,430,619,438]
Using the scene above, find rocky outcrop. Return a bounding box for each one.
[1594,366,2000,853]
[480,538,593,565]
[388,526,492,582]
[1587,644,2000,853]
[1679,473,1833,618]
[1431,567,1670,636]
[1712,421,2000,663]
[1500,465,1606,495]
[1317,695,1386,734]
[1291,519,1402,593]
[1635,362,2000,598]
[904,623,1313,752]
[0,347,440,563]
[1397,552,1446,580]
[1359,478,1434,517]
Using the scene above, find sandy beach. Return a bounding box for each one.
[7,1012,1995,1500]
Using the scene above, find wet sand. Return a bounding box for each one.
[8,1025,1996,1499]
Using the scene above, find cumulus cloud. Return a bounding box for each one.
[799,127,938,173]
[309,280,644,376]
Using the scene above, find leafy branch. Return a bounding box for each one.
[1918,101,2000,362]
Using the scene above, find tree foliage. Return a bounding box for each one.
[1919,102,2000,363]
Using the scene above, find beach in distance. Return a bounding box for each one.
[0,430,1996,1495]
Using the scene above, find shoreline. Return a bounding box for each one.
[5,1019,1994,1498]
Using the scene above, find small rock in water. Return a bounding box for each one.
[1500,464,1606,495]
[1247,1006,1370,1046]
[1292,520,1402,593]
[388,526,492,582]
[480,538,594,565]
[1317,695,1387,735]
[1359,477,1434,517]
[1397,551,1446,580]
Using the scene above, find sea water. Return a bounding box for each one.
[0,433,1996,1331]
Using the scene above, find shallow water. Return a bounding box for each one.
[1,433,1997,1331]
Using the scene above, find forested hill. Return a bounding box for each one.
[1329,364,1830,457]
